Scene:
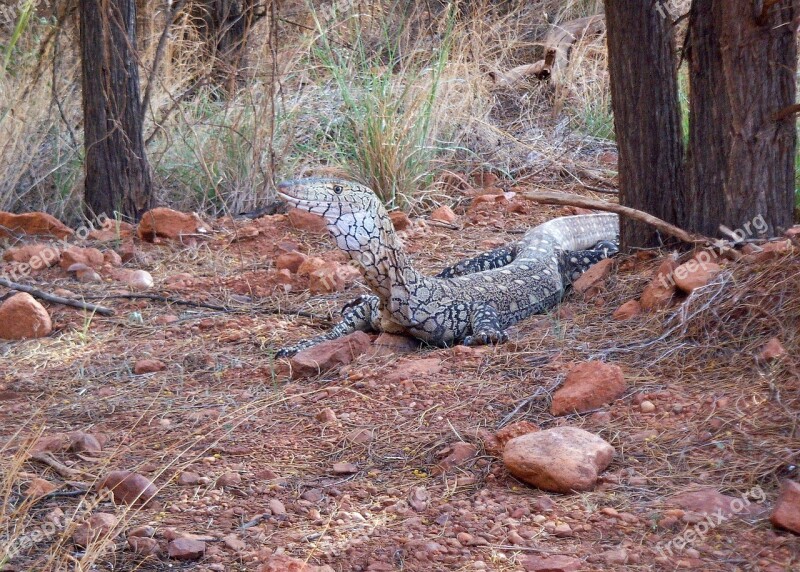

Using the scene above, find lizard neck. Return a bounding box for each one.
[327,206,426,304]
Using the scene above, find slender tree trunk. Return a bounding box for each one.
[687,0,798,237]
[80,0,152,220]
[604,0,687,248]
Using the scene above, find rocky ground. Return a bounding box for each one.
[1,178,799,571]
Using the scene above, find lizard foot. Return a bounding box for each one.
[463,329,509,346]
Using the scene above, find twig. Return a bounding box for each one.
[0,278,115,316]
[141,0,187,117]
[521,190,712,245]
[81,293,328,321]
[29,452,82,479]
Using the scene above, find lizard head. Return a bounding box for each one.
[277,177,390,251]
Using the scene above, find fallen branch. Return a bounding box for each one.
[29,452,83,479]
[0,278,115,316]
[521,190,712,245]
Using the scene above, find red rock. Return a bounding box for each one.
[268,498,287,516]
[640,281,676,310]
[216,472,242,487]
[289,331,372,378]
[134,359,166,374]
[613,299,642,320]
[72,512,118,547]
[287,208,327,233]
[103,249,122,266]
[432,442,478,474]
[308,262,354,294]
[430,205,458,224]
[750,239,793,263]
[0,211,72,239]
[346,428,375,444]
[137,207,208,241]
[276,251,308,273]
[0,293,52,340]
[385,357,443,383]
[167,537,205,560]
[494,421,540,451]
[370,332,419,356]
[332,462,358,474]
[25,477,57,498]
[128,536,160,556]
[177,472,201,485]
[2,243,60,269]
[521,554,582,572]
[68,431,102,453]
[389,211,412,231]
[222,533,246,551]
[770,480,800,534]
[474,171,499,188]
[673,260,722,293]
[97,470,157,505]
[315,407,337,423]
[669,488,763,518]
[572,258,614,293]
[759,337,786,362]
[127,269,154,291]
[551,361,627,416]
[59,247,105,270]
[257,554,334,572]
[503,427,615,493]
[30,432,71,454]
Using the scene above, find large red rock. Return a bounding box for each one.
[388,211,412,231]
[640,257,679,310]
[137,208,208,241]
[276,251,308,273]
[771,480,800,534]
[0,293,52,340]
[289,331,372,378]
[430,205,458,224]
[669,487,763,518]
[613,299,641,320]
[550,361,626,416]
[0,212,72,239]
[503,427,615,493]
[97,470,157,505]
[2,243,60,269]
[167,538,205,560]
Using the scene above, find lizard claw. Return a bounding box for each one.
[463,330,508,346]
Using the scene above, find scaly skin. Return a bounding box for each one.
[276,178,619,356]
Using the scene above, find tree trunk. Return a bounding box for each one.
[687,0,798,237]
[604,0,687,249]
[80,0,152,220]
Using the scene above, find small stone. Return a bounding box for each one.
[550,361,627,416]
[640,400,656,413]
[520,554,582,572]
[167,537,205,560]
[346,428,375,444]
[257,554,335,572]
[177,471,201,486]
[73,512,118,547]
[613,300,641,320]
[128,536,160,556]
[503,427,615,493]
[315,408,337,423]
[332,462,358,474]
[0,293,52,340]
[133,359,166,374]
[127,270,154,291]
[68,431,102,453]
[433,442,478,474]
[128,525,155,538]
[287,208,327,233]
[60,246,104,270]
[26,477,57,498]
[97,470,157,505]
[138,208,208,241]
[371,332,419,356]
[268,498,287,517]
[553,523,573,537]
[603,548,629,565]
[430,205,458,224]
[301,489,323,503]
[388,211,412,231]
[276,251,308,273]
[770,480,800,534]
[670,488,762,518]
[222,533,246,551]
[673,260,722,293]
[408,486,429,512]
[572,258,614,293]
[289,331,372,378]
[759,337,786,362]
[216,472,242,487]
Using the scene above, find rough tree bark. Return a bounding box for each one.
[80,0,152,220]
[604,0,687,248]
[687,0,798,237]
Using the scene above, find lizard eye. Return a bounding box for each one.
[333,185,343,194]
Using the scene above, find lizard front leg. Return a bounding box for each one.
[463,303,508,347]
[275,295,382,357]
